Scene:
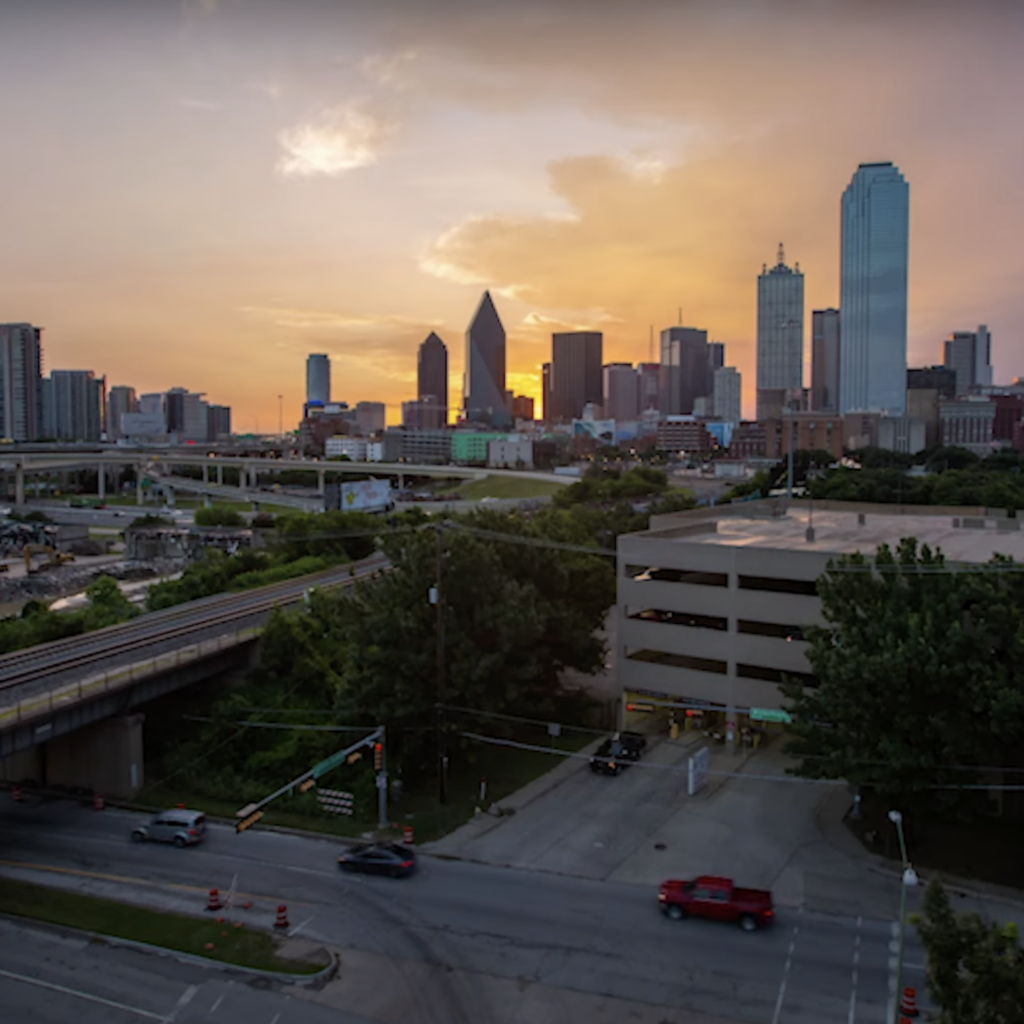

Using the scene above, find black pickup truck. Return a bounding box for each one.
[589,731,648,776]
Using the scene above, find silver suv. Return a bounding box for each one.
[132,809,206,847]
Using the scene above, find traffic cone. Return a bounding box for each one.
[206,888,223,912]
[403,825,415,845]
[12,786,22,803]
[93,793,104,811]
[274,904,289,930]
[900,987,919,1018]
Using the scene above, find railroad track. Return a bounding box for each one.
[0,554,387,691]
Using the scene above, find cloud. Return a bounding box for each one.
[276,103,395,177]
[237,305,439,332]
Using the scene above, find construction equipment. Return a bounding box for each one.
[23,544,76,574]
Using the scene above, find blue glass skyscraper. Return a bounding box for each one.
[839,162,909,415]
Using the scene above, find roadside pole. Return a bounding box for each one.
[376,728,388,832]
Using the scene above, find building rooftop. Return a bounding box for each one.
[648,505,1024,564]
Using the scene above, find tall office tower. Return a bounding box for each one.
[165,387,209,443]
[0,323,44,441]
[811,309,841,412]
[207,404,232,440]
[943,325,993,395]
[708,341,725,375]
[713,366,742,425]
[46,370,104,441]
[416,332,448,429]
[756,243,804,421]
[139,393,163,416]
[659,326,709,415]
[355,401,386,435]
[107,385,138,440]
[306,354,331,405]
[541,362,552,423]
[839,162,910,414]
[464,291,510,427]
[603,363,639,422]
[549,331,603,423]
[637,362,660,411]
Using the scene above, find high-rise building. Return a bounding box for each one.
[603,363,639,423]
[549,331,603,423]
[637,362,660,411]
[943,325,993,395]
[811,309,841,413]
[306,354,331,406]
[0,323,43,442]
[757,243,804,421]
[659,327,709,415]
[839,162,910,414]
[355,401,386,435]
[45,370,105,441]
[541,362,552,423]
[907,366,957,398]
[713,367,742,426]
[708,342,725,376]
[165,387,209,443]
[512,394,535,421]
[207,404,231,440]
[417,332,448,428]
[107,385,138,440]
[464,291,510,427]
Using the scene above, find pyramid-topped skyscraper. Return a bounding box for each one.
[463,291,510,427]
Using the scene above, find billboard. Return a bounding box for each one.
[340,478,393,513]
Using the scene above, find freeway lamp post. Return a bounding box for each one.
[887,809,919,1024]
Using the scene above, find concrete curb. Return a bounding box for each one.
[0,910,340,986]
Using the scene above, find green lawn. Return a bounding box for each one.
[434,475,567,501]
[0,878,325,973]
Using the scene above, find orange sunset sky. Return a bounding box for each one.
[2,0,1022,430]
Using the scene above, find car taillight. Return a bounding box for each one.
[189,829,198,836]
[401,860,413,868]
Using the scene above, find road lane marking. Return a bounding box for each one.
[772,908,802,1024]
[848,916,861,1024]
[209,993,224,1014]
[170,985,197,1021]
[289,915,316,938]
[0,859,317,908]
[0,966,170,1021]
[886,919,899,1023]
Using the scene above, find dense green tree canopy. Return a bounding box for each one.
[916,880,1024,1023]
[783,539,1024,817]
[193,505,246,527]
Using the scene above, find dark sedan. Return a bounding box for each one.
[337,843,417,877]
[589,731,648,775]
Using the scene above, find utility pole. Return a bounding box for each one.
[375,728,388,831]
[430,523,447,804]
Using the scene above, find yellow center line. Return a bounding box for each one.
[0,859,317,908]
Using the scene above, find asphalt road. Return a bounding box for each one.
[0,797,933,1023]
[0,917,373,1024]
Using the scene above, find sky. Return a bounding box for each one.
[1,0,1022,430]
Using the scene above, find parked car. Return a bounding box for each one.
[589,731,648,775]
[658,875,774,932]
[337,843,417,878]
[131,809,206,847]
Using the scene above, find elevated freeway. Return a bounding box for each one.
[0,553,387,792]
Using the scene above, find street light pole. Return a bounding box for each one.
[888,809,919,1024]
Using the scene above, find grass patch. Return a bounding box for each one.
[0,877,324,974]
[143,730,596,845]
[435,475,567,501]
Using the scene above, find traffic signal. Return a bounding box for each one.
[346,751,363,765]
[373,742,383,771]
[236,810,264,834]
[299,778,316,793]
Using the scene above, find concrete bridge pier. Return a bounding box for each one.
[98,462,106,501]
[202,464,209,484]
[15,465,25,506]
[317,468,326,495]
[216,464,224,486]
[136,464,145,505]
[0,715,145,799]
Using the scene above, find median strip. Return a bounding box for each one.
[0,877,326,975]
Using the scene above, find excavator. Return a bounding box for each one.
[23,544,76,574]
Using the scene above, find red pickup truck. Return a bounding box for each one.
[658,875,774,932]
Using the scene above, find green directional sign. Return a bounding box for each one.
[751,707,792,724]
[312,750,349,779]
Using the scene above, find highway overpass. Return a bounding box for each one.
[0,446,569,507]
[0,553,387,797]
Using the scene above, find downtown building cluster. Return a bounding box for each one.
[0,324,231,445]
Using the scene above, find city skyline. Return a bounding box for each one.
[1,2,1021,429]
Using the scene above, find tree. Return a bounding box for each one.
[782,539,1024,817]
[194,505,246,527]
[916,880,1024,1023]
